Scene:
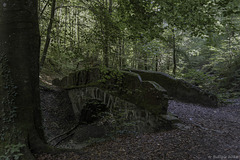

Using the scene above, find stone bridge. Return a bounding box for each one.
[52,67,218,132]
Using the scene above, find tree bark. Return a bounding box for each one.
[0,1,84,159]
[155,55,158,71]
[118,38,122,68]
[103,36,109,67]
[109,0,112,14]
[122,38,126,68]
[144,54,148,70]
[102,0,113,67]
[172,29,176,75]
[64,7,68,51]
[0,0,42,159]
[167,55,170,71]
[40,0,56,70]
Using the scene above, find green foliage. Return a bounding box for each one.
[97,107,137,135]
[183,69,218,92]
[0,143,25,160]
[40,0,231,71]
[99,67,124,88]
[39,0,240,97]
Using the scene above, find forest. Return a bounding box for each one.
[0,0,240,159]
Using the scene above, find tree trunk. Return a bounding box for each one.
[155,55,158,71]
[58,8,62,54]
[39,0,50,18]
[122,38,126,68]
[0,1,83,159]
[118,38,122,68]
[167,55,170,71]
[77,10,80,52]
[64,7,68,51]
[144,54,148,70]
[226,24,233,64]
[0,0,43,159]
[103,37,109,67]
[172,30,176,75]
[109,0,112,14]
[40,0,56,70]
[0,1,86,159]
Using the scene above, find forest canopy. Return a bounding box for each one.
[39,0,240,98]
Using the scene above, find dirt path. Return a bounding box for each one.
[36,97,240,160]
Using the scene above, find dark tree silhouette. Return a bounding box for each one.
[0,0,45,159]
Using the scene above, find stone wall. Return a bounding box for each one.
[52,68,101,87]
[68,87,171,132]
[129,69,218,107]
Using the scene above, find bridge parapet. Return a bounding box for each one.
[129,69,218,107]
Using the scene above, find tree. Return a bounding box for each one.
[0,0,46,159]
[40,0,57,70]
[37,0,235,75]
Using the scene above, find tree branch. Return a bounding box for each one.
[40,0,50,18]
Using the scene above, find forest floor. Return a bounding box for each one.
[35,85,240,160]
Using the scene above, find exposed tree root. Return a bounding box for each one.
[29,129,85,156]
[48,123,80,144]
[53,132,75,146]
[192,121,224,134]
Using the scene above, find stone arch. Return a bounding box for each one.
[68,87,169,132]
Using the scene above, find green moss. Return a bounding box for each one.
[65,80,103,90]
[130,70,218,107]
[0,54,19,143]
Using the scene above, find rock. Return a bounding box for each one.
[161,114,180,124]
[172,123,191,130]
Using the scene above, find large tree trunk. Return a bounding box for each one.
[0,0,70,159]
[0,0,43,159]
[0,1,84,159]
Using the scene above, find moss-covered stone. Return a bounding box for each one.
[51,67,173,132]
[53,67,169,115]
[68,87,170,132]
[129,69,218,107]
